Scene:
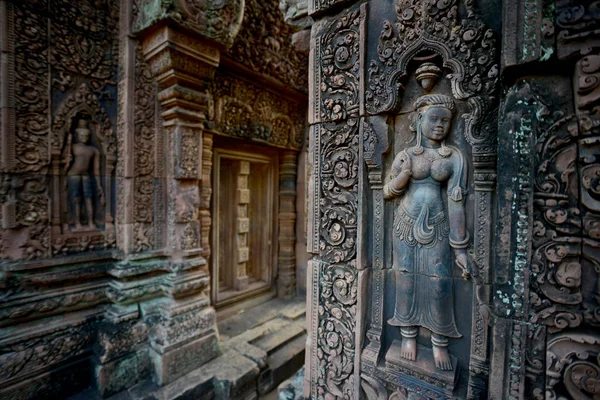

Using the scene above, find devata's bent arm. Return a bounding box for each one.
[383,150,412,199]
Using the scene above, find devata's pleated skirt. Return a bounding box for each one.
[388,204,461,338]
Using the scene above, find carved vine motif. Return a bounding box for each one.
[546,332,600,400]
[315,10,361,124]
[133,45,157,251]
[528,93,584,331]
[214,73,305,150]
[227,0,308,92]
[13,0,50,173]
[319,122,359,264]
[0,321,95,383]
[49,0,119,82]
[525,323,547,400]
[134,0,244,47]
[556,0,600,60]
[366,0,499,146]
[317,264,358,399]
[575,55,600,327]
[311,7,363,400]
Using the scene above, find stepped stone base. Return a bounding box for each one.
[67,298,306,400]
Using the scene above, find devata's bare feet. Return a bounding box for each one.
[432,345,452,370]
[400,337,417,361]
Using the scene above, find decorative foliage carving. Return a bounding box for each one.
[556,0,600,60]
[227,0,308,92]
[319,122,359,264]
[313,9,361,124]
[546,332,600,400]
[12,0,50,173]
[310,7,363,400]
[214,73,305,150]
[0,319,95,383]
[317,263,357,399]
[528,90,583,331]
[134,0,244,48]
[134,46,157,251]
[575,54,600,327]
[49,0,119,82]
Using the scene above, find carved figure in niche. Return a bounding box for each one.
[383,94,470,371]
[63,118,105,231]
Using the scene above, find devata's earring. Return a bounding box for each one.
[413,114,424,155]
[439,139,452,157]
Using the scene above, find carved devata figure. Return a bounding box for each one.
[62,118,105,231]
[384,94,470,371]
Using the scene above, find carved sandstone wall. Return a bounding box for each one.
[305,0,600,399]
[0,0,308,398]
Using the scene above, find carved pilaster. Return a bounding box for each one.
[278,150,298,298]
[307,6,364,398]
[136,22,222,385]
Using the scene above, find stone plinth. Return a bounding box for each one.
[384,340,458,399]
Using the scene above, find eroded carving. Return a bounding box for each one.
[51,83,116,254]
[228,0,308,92]
[214,73,305,150]
[64,119,105,231]
[546,332,600,400]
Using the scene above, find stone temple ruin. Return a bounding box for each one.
[1,0,599,399]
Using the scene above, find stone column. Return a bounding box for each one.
[136,25,220,385]
[278,150,298,298]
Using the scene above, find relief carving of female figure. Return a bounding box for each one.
[383,94,470,371]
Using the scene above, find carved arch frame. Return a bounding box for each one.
[49,83,117,254]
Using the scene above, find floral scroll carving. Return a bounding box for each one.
[12,1,50,172]
[49,0,119,82]
[133,46,158,251]
[134,0,244,48]
[214,73,305,150]
[309,6,363,399]
[227,0,308,92]
[317,264,358,398]
[546,332,600,400]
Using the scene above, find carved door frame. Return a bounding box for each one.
[210,143,279,307]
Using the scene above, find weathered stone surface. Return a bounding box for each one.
[278,366,305,400]
[0,0,307,398]
[305,0,600,399]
